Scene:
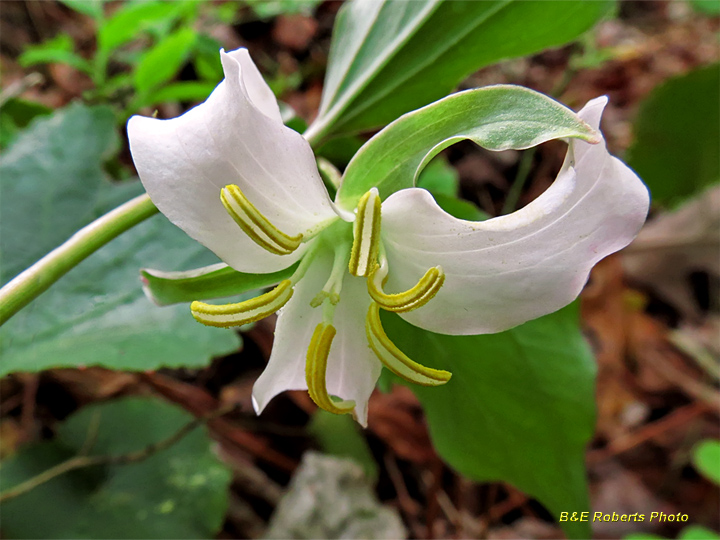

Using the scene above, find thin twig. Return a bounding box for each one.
[501,146,537,215]
[0,73,44,107]
[587,401,713,463]
[0,404,237,504]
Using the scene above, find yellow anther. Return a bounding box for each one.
[368,261,445,313]
[191,279,293,328]
[306,323,355,415]
[348,188,381,277]
[366,303,452,387]
[221,185,303,256]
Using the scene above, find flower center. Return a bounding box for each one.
[191,185,452,417]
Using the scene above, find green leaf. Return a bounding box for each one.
[0,104,239,376]
[627,64,720,207]
[134,28,197,94]
[429,192,488,221]
[0,397,231,539]
[141,262,297,306]
[246,0,322,19]
[0,103,118,281]
[19,34,92,74]
[692,439,720,485]
[416,157,459,197]
[383,303,596,539]
[60,0,104,19]
[679,525,720,540]
[308,410,379,482]
[308,0,613,141]
[0,98,52,149]
[193,34,224,82]
[98,1,183,53]
[690,0,720,15]
[143,81,217,105]
[416,157,488,220]
[316,135,365,169]
[337,86,599,209]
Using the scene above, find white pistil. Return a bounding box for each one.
[311,239,351,309]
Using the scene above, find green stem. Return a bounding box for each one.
[501,147,537,215]
[0,193,158,326]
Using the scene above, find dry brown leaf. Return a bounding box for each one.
[367,385,437,465]
[623,186,720,320]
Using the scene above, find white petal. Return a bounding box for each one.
[223,48,282,123]
[324,272,382,426]
[128,48,337,274]
[252,248,381,426]
[381,97,649,335]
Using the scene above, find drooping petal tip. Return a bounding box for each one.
[380,96,649,336]
[127,47,338,275]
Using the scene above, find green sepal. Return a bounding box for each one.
[336,86,599,210]
[141,262,298,306]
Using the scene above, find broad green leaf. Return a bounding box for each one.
[0,98,52,149]
[308,0,613,141]
[134,28,197,94]
[0,103,118,282]
[690,0,720,15]
[337,86,599,209]
[680,526,720,540]
[692,439,720,485]
[429,192,488,221]
[0,104,239,376]
[0,397,231,539]
[141,262,297,306]
[19,34,92,74]
[60,0,104,19]
[383,303,596,539]
[416,157,488,220]
[627,64,720,207]
[98,1,182,52]
[416,157,459,197]
[308,410,379,482]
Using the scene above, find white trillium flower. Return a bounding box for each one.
[128,48,649,425]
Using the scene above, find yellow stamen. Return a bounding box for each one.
[366,303,452,386]
[368,261,445,313]
[191,279,293,328]
[221,185,303,255]
[306,323,355,415]
[348,188,381,277]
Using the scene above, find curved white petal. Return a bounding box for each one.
[381,97,650,335]
[252,249,381,426]
[128,48,337,274]
[224,48,282,123]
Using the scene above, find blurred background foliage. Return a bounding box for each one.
[0,1,718,539]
